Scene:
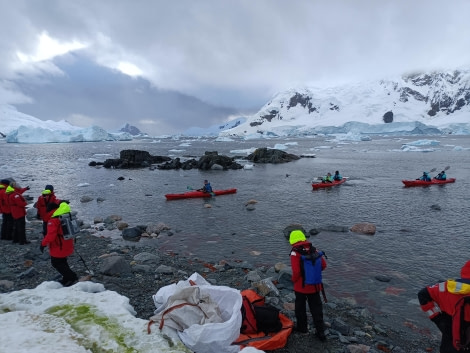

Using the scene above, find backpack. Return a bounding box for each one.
[292,245,326,286]
[59,213,81,240]
[235,289,292,351]
[452,295,470,351]
[240,289,282,335]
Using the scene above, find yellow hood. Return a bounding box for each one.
[52,202,71,217]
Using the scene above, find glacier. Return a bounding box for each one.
[5,125,132,143]
[1,104,132,143]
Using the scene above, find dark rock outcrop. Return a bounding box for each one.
[246,148,300,164]
[103,150,171,169]
[93,148,299,170]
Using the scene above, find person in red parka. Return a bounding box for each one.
[418,260,470,353]
[40,202,78,287]
[35,184,63,237]
[0,179,12,240]
[5,182,30,244]
[289,230,327,341]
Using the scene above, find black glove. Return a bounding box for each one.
[40,245,45,253]
[26,186,30,190]
[431,313,452,334]
[62,200,70,204]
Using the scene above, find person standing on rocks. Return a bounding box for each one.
[418,260,470,353]
[34,185,65,237]
[289,230,327,341]
[40,202,78,287]
[0,179,13,240]
[5,182,30,244]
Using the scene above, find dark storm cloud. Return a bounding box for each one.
[14,54,237,134]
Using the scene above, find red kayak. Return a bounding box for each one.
[312,178,346,189]
[402,178,456,187]
[165,188,237,200]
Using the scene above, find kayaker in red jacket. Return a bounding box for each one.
[290,230,327,341]
[418,260,470,353]
[35,184,63,236]
[5,183,30,244]
[40,202,78,287]
[0,179,13,240]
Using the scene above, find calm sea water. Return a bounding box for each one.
[1,135,469,332]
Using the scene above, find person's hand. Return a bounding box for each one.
[39,245,45,253]
[26,186,30,190]
[62,200,70,204]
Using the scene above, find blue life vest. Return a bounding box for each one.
[293,245,325,286]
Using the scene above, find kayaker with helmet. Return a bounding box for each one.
[417,172,431,181]
[434,170,447,180]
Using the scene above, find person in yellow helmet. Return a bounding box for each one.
[289,230,327,341]
[34,184,65,237]
[0,179,12,240]
[6,182,30,245]
[40,202,78,287]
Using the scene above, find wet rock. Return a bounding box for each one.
[16,267,39,279]
[116,222,128,230]
[80,196,94,203]
[121,226,144,241]
[99,255,132,277]
[309,228,320,235]
[350,223,377,235]
[283,224,308,239]
[133,252,160,264]
[375,275,392,282]
[246,148,300,163]
[102,149,171,169]
[156,265,175,275]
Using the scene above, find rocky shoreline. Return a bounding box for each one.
[0,215,440,353]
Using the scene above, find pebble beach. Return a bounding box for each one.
[0,213,441,353]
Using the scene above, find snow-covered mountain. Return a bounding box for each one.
[183,117,247,137]
[0,105,132,143]
[2,68,470,142]
[220,69,470,138]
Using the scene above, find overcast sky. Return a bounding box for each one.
[1,0,470,135]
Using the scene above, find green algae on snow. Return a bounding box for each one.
[45,303,191,352]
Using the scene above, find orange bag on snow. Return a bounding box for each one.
[234,289,293,351]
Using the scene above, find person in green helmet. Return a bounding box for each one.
[34,184,65,237]
[289,229,327,341]
[40,202,78,287]
[6,182,30,245]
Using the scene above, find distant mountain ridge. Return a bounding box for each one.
[221,68,470,137]
[119,123,143,136]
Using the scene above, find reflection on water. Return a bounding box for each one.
[2,135,470,330]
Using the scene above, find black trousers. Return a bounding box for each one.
[294,291,325,333]
[12,217,26,244]
[1,213,14,240]
[51,256,78,285]
[42,221,48,236]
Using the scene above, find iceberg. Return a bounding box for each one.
[6,125,133,143]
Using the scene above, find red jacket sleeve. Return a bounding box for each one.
[42,218,61,247]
